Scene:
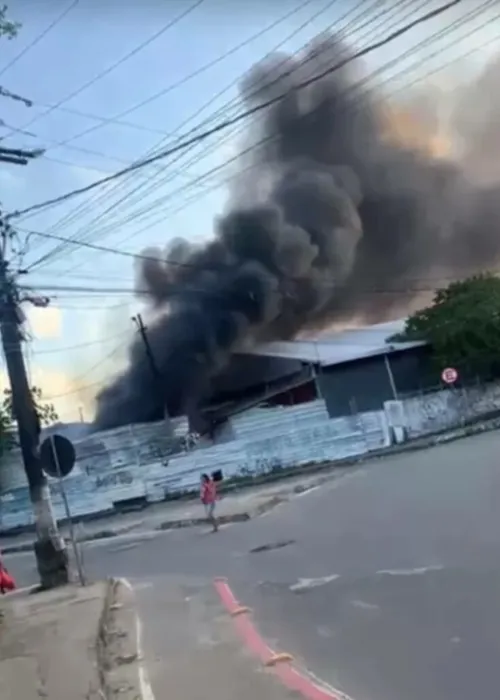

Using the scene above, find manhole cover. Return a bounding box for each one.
[249,539,296,554]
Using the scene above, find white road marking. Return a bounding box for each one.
[119,577,155,700]
[2,583,37,596]
[120,577,134,592]
[290,574,340,592]
[375,565,443,577]
[350,599,380,611]
[136,613,156,700]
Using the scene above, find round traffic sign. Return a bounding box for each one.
[441,367,458,384]
[40,434,76,479]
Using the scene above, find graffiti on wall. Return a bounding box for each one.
[0,404,390,532]
[94,470,134,490]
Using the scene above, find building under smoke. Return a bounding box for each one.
[93,34,500,433]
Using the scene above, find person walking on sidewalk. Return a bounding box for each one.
[200,473,218,532]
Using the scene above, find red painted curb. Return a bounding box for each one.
[213,578,350,700]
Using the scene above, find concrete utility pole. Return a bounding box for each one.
[0,226,68,588]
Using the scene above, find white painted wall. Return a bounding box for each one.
[400,380,500,438]
[0,400,390,532]
[3,378,500,533]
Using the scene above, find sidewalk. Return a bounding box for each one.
[0,582,106,700]
[135,577,311,700]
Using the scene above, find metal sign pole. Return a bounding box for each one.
[50,435,86,586]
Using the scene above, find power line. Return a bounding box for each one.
[42,343,126,401]
[1,0,205,141]
[14,3,495,286]
[0,119,174,172]
[34,0,325,158]
[25,0,340,267]
[0,116,210,181]
[0,0,79,78]
[7,0,462,224]
[21,219,485,289]
[41,0,390,271]
[45,3,485,267]
[43,378,104,401]
[18,271,494,299]
[2,331,130,356]
[58,0,491,254]
[24,0,479,277]
[19,226,201,266]
[29,102,178,138]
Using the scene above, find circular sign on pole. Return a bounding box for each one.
[40,434,76,479]
[441,367,458,385]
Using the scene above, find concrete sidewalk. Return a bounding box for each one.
[136,577,306,700]
[0,583,106,700]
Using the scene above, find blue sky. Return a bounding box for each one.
[0,0,498,421]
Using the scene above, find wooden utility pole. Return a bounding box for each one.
[0,227,68,588]
[132,313,173,435]
[133,314,161,382]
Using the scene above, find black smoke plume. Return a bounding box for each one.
[93,35,500,431]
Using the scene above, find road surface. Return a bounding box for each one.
[5,430,500,700]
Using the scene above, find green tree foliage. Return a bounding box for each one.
[3,386,59,428]
[393,273,500,377]
[0,5,20,39]
[0,404,14,457]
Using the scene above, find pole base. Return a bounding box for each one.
[33,538,69,590]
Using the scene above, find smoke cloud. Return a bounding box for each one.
[93,35,500,431]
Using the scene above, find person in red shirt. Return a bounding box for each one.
[200,473,218,532]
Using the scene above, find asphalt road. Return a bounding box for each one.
[5,430,500,700]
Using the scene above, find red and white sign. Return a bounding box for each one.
[441,367,458,384]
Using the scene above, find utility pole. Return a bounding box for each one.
[0,230,68,589]
[132,313,173,435]
[133,314,162,382]
[0,8,67,588]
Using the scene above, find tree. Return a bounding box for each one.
[0,4,20,39]
[0,401,14,457]
[393,273,500,378]
[3,385,59,428]
[0,385,58,460]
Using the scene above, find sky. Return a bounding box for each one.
[0,0,499,423]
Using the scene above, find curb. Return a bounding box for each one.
[97,577,153,700]
[154,495,285,531]
[1,497,286,554]
[1,526,140,555]
[214,577,352,700]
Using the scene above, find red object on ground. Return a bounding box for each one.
[0,557,16,594]
[213,578,346,700]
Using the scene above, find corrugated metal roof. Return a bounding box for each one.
[244,319,427,367]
